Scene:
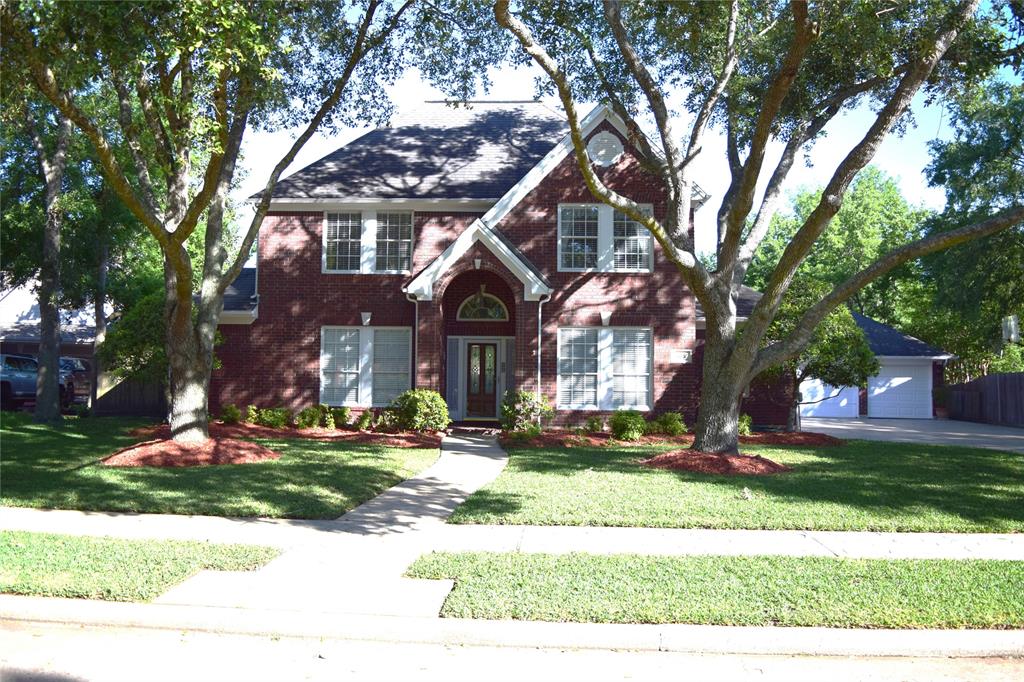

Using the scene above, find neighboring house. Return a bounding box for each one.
[213,100,790,426]
[800,312,953,419]
[0,284,96,362]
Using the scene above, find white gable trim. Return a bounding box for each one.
[404,219,551,301]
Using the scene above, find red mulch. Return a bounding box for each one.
[101,437,281,468]
[640,450,791,476]
[127,422,442,449]
[501,429,842,450]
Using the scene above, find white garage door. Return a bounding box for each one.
[867,360,933,419]
[799,379,859,418]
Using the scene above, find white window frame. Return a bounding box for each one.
[557,203,653,274]
[323,212,363,273]
[556,326,653,411]
[319,326,412,407]
[612,208,653,273]
[455,292,510,322]
[321,209,415,275]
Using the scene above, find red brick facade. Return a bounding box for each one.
[210,124,788,427]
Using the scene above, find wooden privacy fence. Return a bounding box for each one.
[92,375,166,418]
[947,373,1024,428]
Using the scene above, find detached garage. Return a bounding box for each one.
[801,313,952,420]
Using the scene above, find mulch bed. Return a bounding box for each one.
[128,422,443,449]
[639,450,791,476]
[501,429,843,450]
[101,437,281,468]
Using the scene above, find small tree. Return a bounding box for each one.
[764,279,878,431]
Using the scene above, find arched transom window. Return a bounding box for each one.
[456,286,509,321]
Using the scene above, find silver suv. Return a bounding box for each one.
[0,354,75,410]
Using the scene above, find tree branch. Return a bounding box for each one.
[751,204,1024,377]
[494,0,709,293]
[111,75,161,217]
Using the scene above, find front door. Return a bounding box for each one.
[465,342,498,418]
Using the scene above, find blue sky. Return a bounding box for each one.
[235,63,953,256]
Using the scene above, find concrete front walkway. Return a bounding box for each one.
[803,417,1024,453]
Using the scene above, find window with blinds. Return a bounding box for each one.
[558,206,599,270]
[324,212,362,272]
[371,329,411,405]
[321,328,361,404]
[613,209,652,271]
[557,328,599,408]
[612,329,652,408]
[375,212,413,272]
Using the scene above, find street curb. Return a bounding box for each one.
[2,596,1022,658]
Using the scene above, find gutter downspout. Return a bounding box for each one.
[536,293,550,412]
[406,293,418,388]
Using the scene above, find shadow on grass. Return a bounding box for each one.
[0,413,438,520]
[500,440,1024,529]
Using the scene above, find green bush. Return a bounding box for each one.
[355,409,373,431]
[375,408,401,432]
[295,406,321,429]
[389,389,450,432]
[220,404,242,425]
[319,404,335,429]
[609,410,646,441]
[505,424,542,442]
[244,405,259,424]
[584,415,605,433]
[256,407,291,429]
[738,413,753,436]
[500,390,554,432]
[331,406,352,429]
[654,412,686,436]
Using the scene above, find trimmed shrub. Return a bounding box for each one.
[500,390,554,432]
[331,406,352,429]
[244,405,259,424]
[738,413,753,436]
[295,406,321,429]
[609,410,646,441]
[389,389,450,432]
[584,415,605,434]
[220,404,242,425]
[256,407,291,429]
[375,408,400,432]
[505,423,542,442]
[319,404,335,430]
[355,409,373,431]
[655,412,686,436]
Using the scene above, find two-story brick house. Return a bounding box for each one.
[212,101,790,426]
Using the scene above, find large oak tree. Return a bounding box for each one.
[492,0,1024,453]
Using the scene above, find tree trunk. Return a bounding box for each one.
[165,313,211,443]
[27,112,71,424]
[89,244,108,414]
[692,378,743,454]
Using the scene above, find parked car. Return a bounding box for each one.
[59,356,91,401]
[0,354,75,410]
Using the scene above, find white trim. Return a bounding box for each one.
[219,307,258,325]
[448,335,515,420]
[874,354,952,361]
[404,220,552,300]
[264,198,497,212]
[555,326,653,412]
[556,203,653,273]
[319,326,412,407]
[321,209,414,275]
[456,292,510,322]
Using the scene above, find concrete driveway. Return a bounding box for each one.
[803,418,1024,454]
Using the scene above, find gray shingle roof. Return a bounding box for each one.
[265,101,569,200]
[851,312,949,357]
[221,267,257,311]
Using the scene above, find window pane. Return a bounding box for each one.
[375,212,413,272]
[322,328,360,404]
[372,329,410,405]
[557,328,599,408]
[613,209,651,271]
[326,213,361,271]
[559,206,598,270]
[613,329,651,408]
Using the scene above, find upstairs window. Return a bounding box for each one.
[558,204,654,273]
[558,206,599,270]
[613,209,652,271]
[325,213,362,272]
[375,212,413,273]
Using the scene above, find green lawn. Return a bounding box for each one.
[449,441,1024,532]
[1,530,278,601]
[0,413,438,519]
[408,551,1024,628]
